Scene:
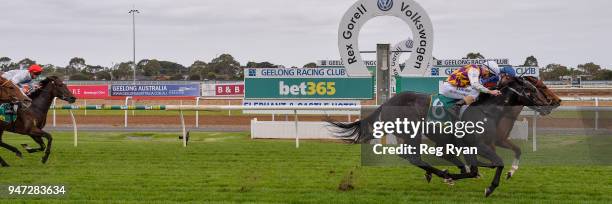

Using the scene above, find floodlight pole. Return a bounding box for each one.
[129,7,140,84]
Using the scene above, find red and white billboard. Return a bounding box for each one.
[215,84,244,96]
[68,85,109,99]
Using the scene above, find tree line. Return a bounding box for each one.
[0,54,317,81]
[462,53,611,81]
[1,53,610,81]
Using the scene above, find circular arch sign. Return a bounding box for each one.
[338,0,434,77]
[390,38,413,95]
[390,38,414,76]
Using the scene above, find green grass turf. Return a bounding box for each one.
[0,132,610,203]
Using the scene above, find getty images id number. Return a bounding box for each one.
[4,185,66,196]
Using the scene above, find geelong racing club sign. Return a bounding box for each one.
[338,0,434,77]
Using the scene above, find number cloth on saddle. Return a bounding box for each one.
[0,103,17,123]
[427,94,458,122]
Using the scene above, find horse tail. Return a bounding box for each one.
[326,105,383,144]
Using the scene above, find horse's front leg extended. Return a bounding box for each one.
[496,139,521,179]
[27,129,52,164]
[41,132,52,164]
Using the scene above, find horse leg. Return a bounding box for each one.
[496,139,522,179]
[440,153,468,174]
[22,135,46,153]
[403,153,453,183]
[478,143,505,197]
[30,130,52,164]
[43,133,52,163]
[0,156,9,167]
[442,153,481,181]
[0,131,23,158]
[398,136,453,183]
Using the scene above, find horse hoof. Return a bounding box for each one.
[16,152,23,159]
[424,173,433,183]
[506,172,513,180]
[484,187,494,197]
[41,156,49,164]
[443,178,455,186]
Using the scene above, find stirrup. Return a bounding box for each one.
[446,100,465,120]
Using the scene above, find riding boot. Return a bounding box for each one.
[447,96,475,120]
[447,100,466,120]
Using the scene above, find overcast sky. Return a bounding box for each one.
[1,0,611,68]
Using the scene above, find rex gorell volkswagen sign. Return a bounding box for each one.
[338,0,434,77]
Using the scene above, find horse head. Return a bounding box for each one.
[498,75,552,116]
[37,76,77,104]
[523,76,562,108]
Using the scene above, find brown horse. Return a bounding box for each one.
[0,76,32,106]
[493,76,561,179]
[0,76,76,167]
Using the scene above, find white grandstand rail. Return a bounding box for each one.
[163,105,379,111]
[560,97,612,101]
[59,105,609,149]
[166,105,376,149]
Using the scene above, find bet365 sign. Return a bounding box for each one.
[244,68,373,99]
[245,78,373,99]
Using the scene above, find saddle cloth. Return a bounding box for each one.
[427,94,458,122]
[0,103,18,123]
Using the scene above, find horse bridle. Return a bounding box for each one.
[500,77,547,113]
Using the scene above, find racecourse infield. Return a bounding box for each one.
[0,131,610,203]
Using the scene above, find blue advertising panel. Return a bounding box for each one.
[110,84,200,96]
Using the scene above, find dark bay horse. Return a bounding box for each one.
[492,76,561,179]
[0,76,37,166]
[327,76,551,197]
[0,76,76,167]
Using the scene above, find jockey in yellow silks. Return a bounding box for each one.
[439,61,502,115]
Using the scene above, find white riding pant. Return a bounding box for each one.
[439,82,481,100]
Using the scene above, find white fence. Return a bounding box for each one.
[53,104,611,151]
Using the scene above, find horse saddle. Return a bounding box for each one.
[0,103,18,123]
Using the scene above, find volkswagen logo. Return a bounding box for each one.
[377,0,393,11]
[405,39,414,49]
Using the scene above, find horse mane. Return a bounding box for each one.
[27,76,59,99]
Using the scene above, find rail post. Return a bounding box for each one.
[228,101,231,116]
[294,109,299,148]
[52,97,57,127]
[124,96,132,128]
[180,108,187,147]
[595,97,599,130]
[84,99,87,116]
[195,97,201,128]
[532,111,537,152]
[69,110,78,147]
